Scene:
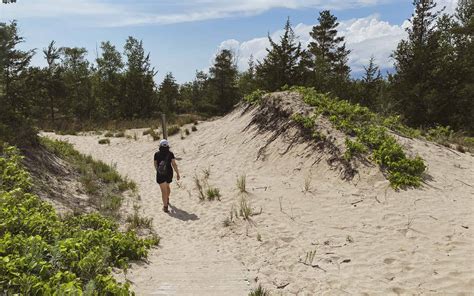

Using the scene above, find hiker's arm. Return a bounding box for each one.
[171,159,180,180]
[154,160,158,170]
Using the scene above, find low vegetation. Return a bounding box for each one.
[0,145,158,294]
[290,87,426,189]
[249,285,271,296]
[206,187,221,201]
[194,169,221,202]
[167,125,180,136]
[236,174,247,193]
[98,138,110,145]
[40,137,136,216]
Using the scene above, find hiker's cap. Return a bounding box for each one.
[159,139,169,147]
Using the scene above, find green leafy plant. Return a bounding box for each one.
[291,87,426,189]
[244,89,267,105]
[191,125,198,132]
[344,138,367,161]
[0,145,158,295]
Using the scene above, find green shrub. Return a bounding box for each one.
[0,146,158,295]
[98,139,110,145]
[344,138,368,161]
[291,113,315,130]
[291,87,426,189]
[244,89,267,105]
[114,131,125,138]
[185,129,190,136]
[104,132,114,138]
[192,126,198,132]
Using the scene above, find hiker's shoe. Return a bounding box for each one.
[163,206,169,213]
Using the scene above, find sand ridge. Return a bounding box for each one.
[46,105,474,295]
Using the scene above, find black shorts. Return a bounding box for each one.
[156,174,172,184]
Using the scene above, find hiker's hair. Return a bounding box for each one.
[159,146,171,153]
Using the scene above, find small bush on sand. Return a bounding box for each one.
[104,131,114,137]
[98,139,110,145]
[192,125,198,132]
[185,128,190,136]
[249,285,270,296]
[168,125,180,136]
[206,187,221,201]
[237,174,247,193]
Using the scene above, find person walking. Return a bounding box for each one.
[154,139,180,213]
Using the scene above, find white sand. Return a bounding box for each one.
[46,105,474,295]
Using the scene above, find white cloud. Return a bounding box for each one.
[218,14,412,75]
[1,0,392,27]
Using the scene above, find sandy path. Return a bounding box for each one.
[47,107,474,295]
[47,124,251,295]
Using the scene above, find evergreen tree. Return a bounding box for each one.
[60,47,94,120]
[95,41,124,119]
[0,21,37,144]
[360,56,382,108]
[158,72,179,114]
[209,49,239,114]
[123,37,157,118]
[255,18,305,91]
[42,40,65,123]
[308,10,351,97]
[237,55,258,96]
[391,0,443,127]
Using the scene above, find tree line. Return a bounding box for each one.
[0,0,472,146]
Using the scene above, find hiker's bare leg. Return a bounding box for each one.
[159,183,168,206]
[166,183,171,204]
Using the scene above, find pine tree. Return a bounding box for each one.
[237,55,258,96]
[60,47,94,120]
[95,41,124,119]
[43,40,65,123]
[308,10,351,96]
[209,49,239,114]
[360,56,382,108]
[0,21,37,144]
[123,37,157,118]
[391,0,442,127]
[158,72,179,114]
[255,18,305,91]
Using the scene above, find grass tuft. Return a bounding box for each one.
[206,187,221,201]
[237,174,247,193]
[249,285,270,296]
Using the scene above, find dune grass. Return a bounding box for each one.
[249,285,270,296]
[40,137,137,216]
[237,174,247,193]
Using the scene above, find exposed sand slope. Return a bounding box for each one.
[46,96,474,295]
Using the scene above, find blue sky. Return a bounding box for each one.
[0,0,458,83]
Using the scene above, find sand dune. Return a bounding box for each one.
[46,98,474,295]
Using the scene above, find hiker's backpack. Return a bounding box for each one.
[157,153,170,176]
